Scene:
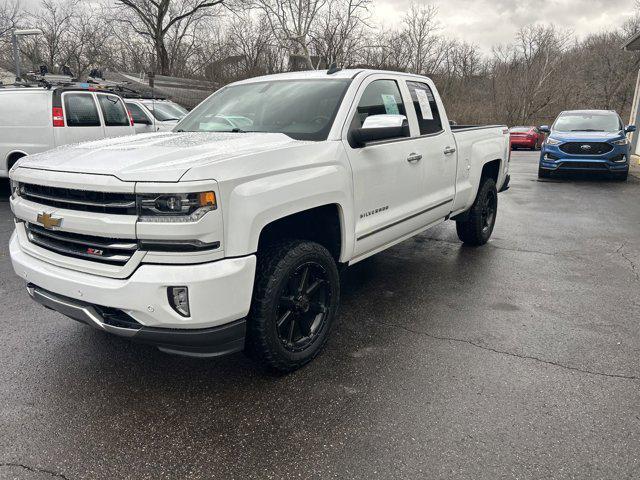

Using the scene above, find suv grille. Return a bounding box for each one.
[559,142,613,156]
[25,223,137,265]
[21,183,136,215]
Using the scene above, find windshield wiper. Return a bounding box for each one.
[571,129,605,132]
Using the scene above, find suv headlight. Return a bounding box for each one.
[137,191,216,222]
[611,138,629,146]
[545,138,562,146]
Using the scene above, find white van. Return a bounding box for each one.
[0,86,135,178]
[124,98,188,134]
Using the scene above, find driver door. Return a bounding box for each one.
[343,75,430,259]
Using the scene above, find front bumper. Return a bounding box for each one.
[539,144,629,174]
[10,232,257,355]
[27,285,246,357]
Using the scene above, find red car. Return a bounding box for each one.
[509,126,545,150]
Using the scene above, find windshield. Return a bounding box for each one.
[553,112,622,133]
[175,79,351,141]
[146,101,188,122]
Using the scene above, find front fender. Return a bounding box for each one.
[223,165,354,261]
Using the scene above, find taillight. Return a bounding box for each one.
[52,107,65,127]
[127,109,134,126]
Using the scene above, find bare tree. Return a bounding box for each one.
[251,0,328,70]
[401,2,440,75]
[310,0,371,67]
[114,0,226,75]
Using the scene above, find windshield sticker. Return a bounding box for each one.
[381,94,400,115]
[415,89,434,120]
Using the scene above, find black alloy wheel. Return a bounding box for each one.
[276,262,331,353]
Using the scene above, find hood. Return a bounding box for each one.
[17,132,303,182]
[549,131,624,142]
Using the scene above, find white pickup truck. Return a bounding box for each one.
[9,69,510,372]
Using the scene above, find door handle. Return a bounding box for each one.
[444,146,456,155]
[407,153,422,163]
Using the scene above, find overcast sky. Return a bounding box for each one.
[372,0,636,52]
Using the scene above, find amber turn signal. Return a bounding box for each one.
[198,191,216,207]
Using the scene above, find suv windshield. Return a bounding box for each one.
[175,79,351,141]
[553,112,622,133]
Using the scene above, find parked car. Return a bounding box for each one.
[509,126,544,150]
[0,85,135,178]
[124,98,188,133]
[538,110,635,180]
[9,69,510,372]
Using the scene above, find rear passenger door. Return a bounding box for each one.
[404,80,457,212]
[56,92,104,146]
[96,93,134,138]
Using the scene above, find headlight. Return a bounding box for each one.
[611,138,629,146]
[10,180,20,199]
[545,138,562,146]
[137,191,216,222]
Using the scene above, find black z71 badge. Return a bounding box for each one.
[360,206,389,219]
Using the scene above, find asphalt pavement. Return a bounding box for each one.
[1,151,639,479]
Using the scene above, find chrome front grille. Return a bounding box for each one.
[25,223,137,265]
[21,183,137,215]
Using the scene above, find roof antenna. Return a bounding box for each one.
[327,62,341,75]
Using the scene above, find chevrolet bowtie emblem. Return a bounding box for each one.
[36,212,63,230]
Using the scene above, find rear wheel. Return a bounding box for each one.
[456,177,498,246]
[247,240,340,373]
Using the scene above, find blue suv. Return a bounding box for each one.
[538,110,635,181]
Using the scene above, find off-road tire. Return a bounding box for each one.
[246,240,340,373]
[456,177,498,246]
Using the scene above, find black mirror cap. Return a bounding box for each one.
[625,125,637,133]
[351,123,410,148]
[538,125,551,134]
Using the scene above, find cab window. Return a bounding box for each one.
[406,81,443,135]
[97,94,130,127]
[126,102,151,124]
[352,79,407,129]
[64,93,101,127]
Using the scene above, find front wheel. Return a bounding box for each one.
[456,177,498,246]
[246,240,340,373]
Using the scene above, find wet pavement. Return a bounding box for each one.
[0,151,639,479]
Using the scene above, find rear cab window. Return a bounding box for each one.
[64,93,101,127]
[405,81,443,135]
[97,94,130,127]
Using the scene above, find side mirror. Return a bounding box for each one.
[538,125,551,134]
[352,114,409,147]
[625,125,636,133]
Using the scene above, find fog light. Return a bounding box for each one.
[168,286,190,317]
[612,155,627,163]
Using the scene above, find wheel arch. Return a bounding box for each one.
[5,150,28,173]
[222,166,355,262]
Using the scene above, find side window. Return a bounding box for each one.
[353,79,407,129]
[126,103,150,124]
[97,95,130,127]
[64,93,100,127]
[406,81,443,135]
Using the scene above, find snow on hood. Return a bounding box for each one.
[17,132,305,182]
